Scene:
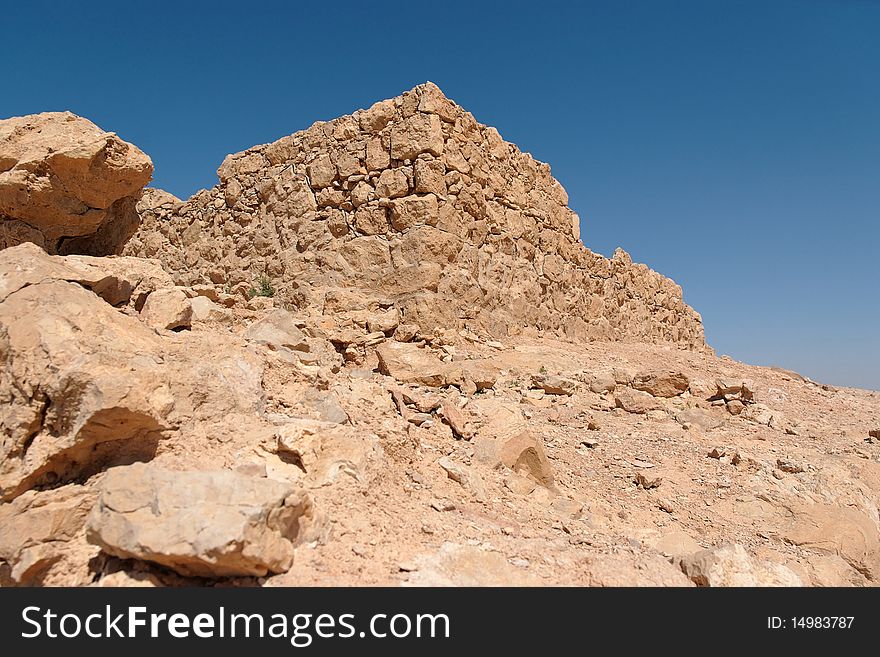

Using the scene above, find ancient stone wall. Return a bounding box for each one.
[124,83,705,347]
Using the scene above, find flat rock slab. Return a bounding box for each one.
[86,463,317,578]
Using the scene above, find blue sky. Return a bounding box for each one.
[4,1,878,389]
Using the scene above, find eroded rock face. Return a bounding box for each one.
[86,464,317,577]
[0,243,264,502]
[123,82,705,347]
[0,112,152,254]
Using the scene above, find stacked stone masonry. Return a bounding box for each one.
[123,83,705,347]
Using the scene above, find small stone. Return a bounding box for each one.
[407,412,433,426]
[707,447,724,459]
[532,374,578,396]
[430,499,455,512]
[635,473,662,489]
[580,437,599,448]
[776,458,804,474]
[727,399,745,415]
[658,498,676,514]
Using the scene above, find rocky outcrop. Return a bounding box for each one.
[123,83,705,347]
[86,464,318,577]
[0,112,152,254]
[0,243,264,501]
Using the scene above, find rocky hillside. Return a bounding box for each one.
[123,83,705,346]
[0,87,878,588]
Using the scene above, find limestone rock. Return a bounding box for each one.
[390,112,444,161]
[614,388,661,414]
[0,485,96,585]
[679,543,803,587]
[499,431,555,488]
[0,112,152,253]
[275,418,385,486]
[376,341,446,386]
[404,542,538,586]
[781,503,880,581]
[586,554,695,587]
[437,456,486,501]
[86,463,318,577]
[589,371,616,394]
[471,401,555,488]
[190,295,232,324]
[0,244,264,501]
[532,374,578,396]
[244,309,310,360]
[139,288,192,331]
[631,370,689,397]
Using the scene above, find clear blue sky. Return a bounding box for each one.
[4,1,878,389]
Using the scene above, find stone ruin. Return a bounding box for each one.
[122,82,705,347]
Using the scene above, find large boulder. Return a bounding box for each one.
[86,464,318,577]
[0,111,152,253]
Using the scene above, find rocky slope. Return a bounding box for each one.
[0,86,878,588]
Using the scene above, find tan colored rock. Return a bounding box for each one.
[615,388,661,414]
[632,370,689,397]
[139,288,192,331]
[713,377,755,401]
[679,543,803,587]
[86,463,318,577]
[438,401,471,439]
[589,371,616,394]
[404,542,538,586]
[586,554,695,587]
[353,204,388,235]
[437,456,486,501]
[244,309,310,359]
[0,240,172,308]
[190,295,232,324]
[0,485,95,585]
[675,406,724,430]
[376,341,446,386]
[375,168,409,198]
[649,529,703,558]
[413,157,447,195]
[389,194,438,231]
[390,112,444,161]
[307,153,336,188]
[781,503,880,581]
[274,418,385,486]
[0,245,264,501]
[532,374,578,396]
[0,111,152,253]
[498,431,555,488]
